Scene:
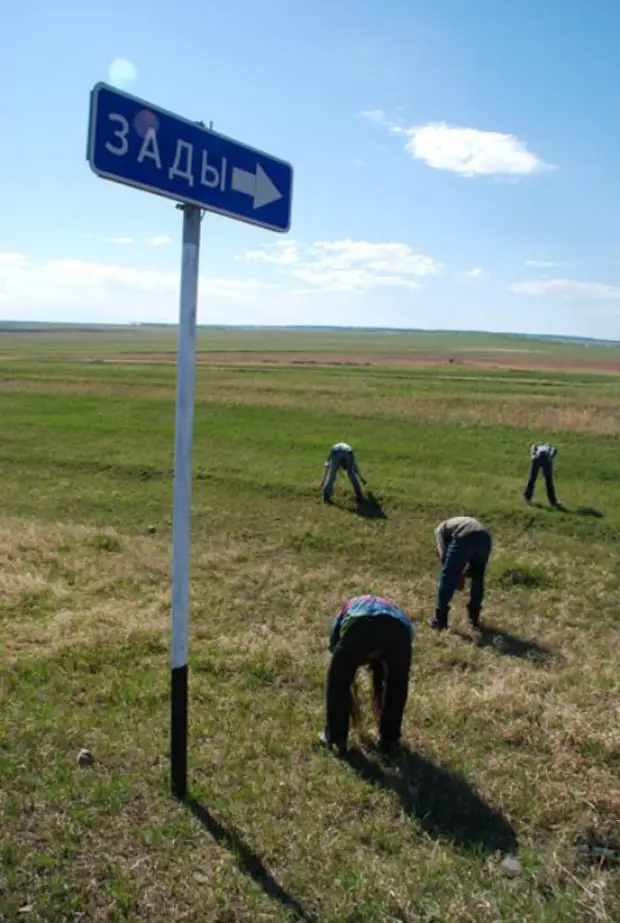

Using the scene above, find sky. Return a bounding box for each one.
[1,0,620,339]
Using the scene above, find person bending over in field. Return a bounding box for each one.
[431,516,493,632]
[320,594,414,758]
[319,442,366,504]
[523,443,560,508]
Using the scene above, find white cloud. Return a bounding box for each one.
[145,236,172,247]
[0,251,308,326]
[0,241,443,328]
[2,252,619,338]
[403,123,555,177]
[360,109,389,125]
[508,278,620,301]
[524,259,572,268]
[456,267,486,286]
[362,111,555,178]
[108,58,138,89]
[90,235,172,247]
[238,238,442,293]
[0,252,26,266]
[243,240,301,266]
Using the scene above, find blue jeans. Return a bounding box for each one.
[437,530,492,620]
[323,458,362,501]
[524,456,558,506]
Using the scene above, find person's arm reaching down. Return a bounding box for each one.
[435,523,447,562]
[318,452,331,489]
[329,606,347,651]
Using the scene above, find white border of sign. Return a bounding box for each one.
[87,81,294,233]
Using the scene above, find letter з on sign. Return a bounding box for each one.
[87,82,294,233]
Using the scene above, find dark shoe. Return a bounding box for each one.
[466,605,480,629]
[319,731,347,759]
[377,739,401,762]
[323,494,332,504]
[430,612,448,631]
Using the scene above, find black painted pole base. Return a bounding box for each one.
[171,664,188,800]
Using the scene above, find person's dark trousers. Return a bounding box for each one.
[344,459,363,502]
[524,456,558,506]
[436,530,492,627]
[325,615,411,750]
[466,531,493,624]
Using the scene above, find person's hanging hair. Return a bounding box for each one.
[349,677,362,729]
[348,659,386,731]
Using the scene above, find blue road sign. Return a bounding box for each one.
[87,82,293,233]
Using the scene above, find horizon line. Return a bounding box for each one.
[0,320,618,347]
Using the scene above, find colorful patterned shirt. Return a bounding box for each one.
[329,594,413,651]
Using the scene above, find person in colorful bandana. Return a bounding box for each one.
[320,595,414,757]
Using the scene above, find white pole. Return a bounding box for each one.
[170,202,202,800]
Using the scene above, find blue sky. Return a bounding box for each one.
[2,0,620,339]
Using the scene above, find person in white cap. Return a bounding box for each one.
[524,443,560,507]
[319,442,366,504]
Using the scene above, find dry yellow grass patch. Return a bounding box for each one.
[2,510,619,922]
[3,366,620,434]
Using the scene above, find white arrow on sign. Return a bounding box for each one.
[231,163,283,209]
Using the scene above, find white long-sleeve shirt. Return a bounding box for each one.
[531,443,557,461]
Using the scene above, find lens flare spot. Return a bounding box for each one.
[108,58,138,88]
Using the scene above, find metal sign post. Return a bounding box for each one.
[170,203,201,799]
[86,81,293,800]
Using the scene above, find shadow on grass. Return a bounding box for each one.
[328,491,388,520]
[454,623,561,666]
[575,832,620,869]
[573,506,604,518]
[355,491,388,520]
[532,502,604,518]
[345,744,517,856]
[186,798,321,923]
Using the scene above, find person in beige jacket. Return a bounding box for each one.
[431,516,493,631]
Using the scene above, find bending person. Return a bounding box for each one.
[431,516,492,631]
[319,442,366,504]
[321,594,414,757]
[524,443,560,508]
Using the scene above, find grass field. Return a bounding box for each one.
[1,327,619,922]
[1,323,620,370]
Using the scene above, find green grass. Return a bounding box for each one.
[1,330,619,922]
[1,321,620,359]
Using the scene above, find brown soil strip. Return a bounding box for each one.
[27,350,620,373]
[2,350,619,373]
